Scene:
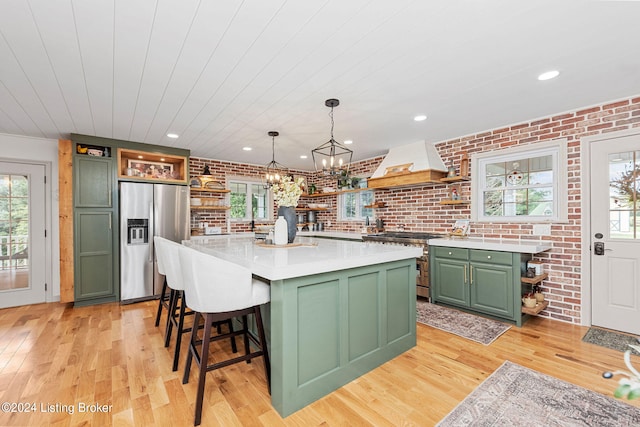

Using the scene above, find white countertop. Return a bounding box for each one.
[184,236,422,280]
[428,237,552,254]
[188,232,254,240]
[297,231,364,240]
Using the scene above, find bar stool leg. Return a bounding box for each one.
[172,290,187,372]
[182,311,198,424]
[254,305,271,390]
[241,315,251,364]
[155,277,168,327]
[164,288,178,348]
[193,313,213,426]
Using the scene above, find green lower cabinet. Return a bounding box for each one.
[269,259,416,417]
[74,211,118,305]
[432,246,524,326]
[432,257,469,306]
[469,262,513,318]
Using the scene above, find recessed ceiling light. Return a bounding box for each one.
[242,147,252,151]
[167,133,179,138]
[344,140,353,145]
[538,70,559,81]
[300,155,308,159]
[414,115,427,122]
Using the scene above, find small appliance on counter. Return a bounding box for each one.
[204,226,222,235]
[254,226,272,240]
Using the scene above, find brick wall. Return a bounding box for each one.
[190,95,640,325]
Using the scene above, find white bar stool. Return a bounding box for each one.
[178,244,271,426]
[155,237,237,372]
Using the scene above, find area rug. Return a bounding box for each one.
[582,327,640,353]
[437,360,640,426]
[416,301,510,345]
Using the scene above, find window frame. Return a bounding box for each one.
[470,139,568,223]
[227,176,273,222]
[337,189,374,221]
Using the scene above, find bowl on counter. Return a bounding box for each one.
[308,203,318,209]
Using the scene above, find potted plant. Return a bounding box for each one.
[272,175,304,243]
[603,343,640,400]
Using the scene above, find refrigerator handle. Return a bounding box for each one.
[148,201,154,263]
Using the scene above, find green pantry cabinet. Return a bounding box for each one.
[431,246,530,326]
[71,134,190,306]
[73,154,119,306]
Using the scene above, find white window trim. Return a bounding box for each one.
[337,189,374,221]
[227,176,273,221]
[470,139,568,223]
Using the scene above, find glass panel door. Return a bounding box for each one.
[608,150,639,239]
[0,174,29,290]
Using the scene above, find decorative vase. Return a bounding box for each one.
[274,216,288,245]
[278,206,297,243]
[534,292,545,302]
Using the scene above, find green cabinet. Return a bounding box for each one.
[432,246,524,326]
[431,247,469,306]
[73,154,119,306]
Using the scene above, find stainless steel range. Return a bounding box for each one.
[362,232,446,300]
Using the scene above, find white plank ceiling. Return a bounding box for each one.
[0,0,638,170]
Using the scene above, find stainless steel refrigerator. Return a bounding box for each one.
[119,182,189,302]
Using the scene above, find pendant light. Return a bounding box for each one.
[312,99,352,176]
[263,131,288,189]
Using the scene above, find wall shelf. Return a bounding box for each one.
[439,200,469,205]
[365,202,387,208]
[190,206,230,210]
[117,148,187,184]
[190,188,230,193]
[521,300,549,316]
[440,176,470,183]
[520,273,548,284]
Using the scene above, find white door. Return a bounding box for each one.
[0,162,46,308]
[591,133,640,335]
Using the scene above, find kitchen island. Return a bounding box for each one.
[184,236,422,417]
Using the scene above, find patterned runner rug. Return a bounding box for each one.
[437,361,640,426]
[416,301,510,345]
[582,327,640,353]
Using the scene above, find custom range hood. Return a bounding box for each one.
[367,141,448,189]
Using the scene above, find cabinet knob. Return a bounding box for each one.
[448,251,452,255]
[487,255,492,259]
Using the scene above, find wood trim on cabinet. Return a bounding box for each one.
[367,169,447,189]
[58,139,74,303]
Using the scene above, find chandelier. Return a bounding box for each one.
[312,99,352,176]
[263,131,288,189]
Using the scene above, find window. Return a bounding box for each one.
[339,190,374,220]
[471,140,568,223]
[229,178,270,221]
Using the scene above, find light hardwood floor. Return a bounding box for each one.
[0,300,638,426]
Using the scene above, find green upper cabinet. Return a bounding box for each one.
[74,156,114,208]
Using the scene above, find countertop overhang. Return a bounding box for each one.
[184,236,422,281]
[428,237,552,254]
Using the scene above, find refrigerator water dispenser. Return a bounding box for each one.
[127,219,149,245]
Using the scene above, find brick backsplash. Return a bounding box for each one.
[190,95,640,326]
